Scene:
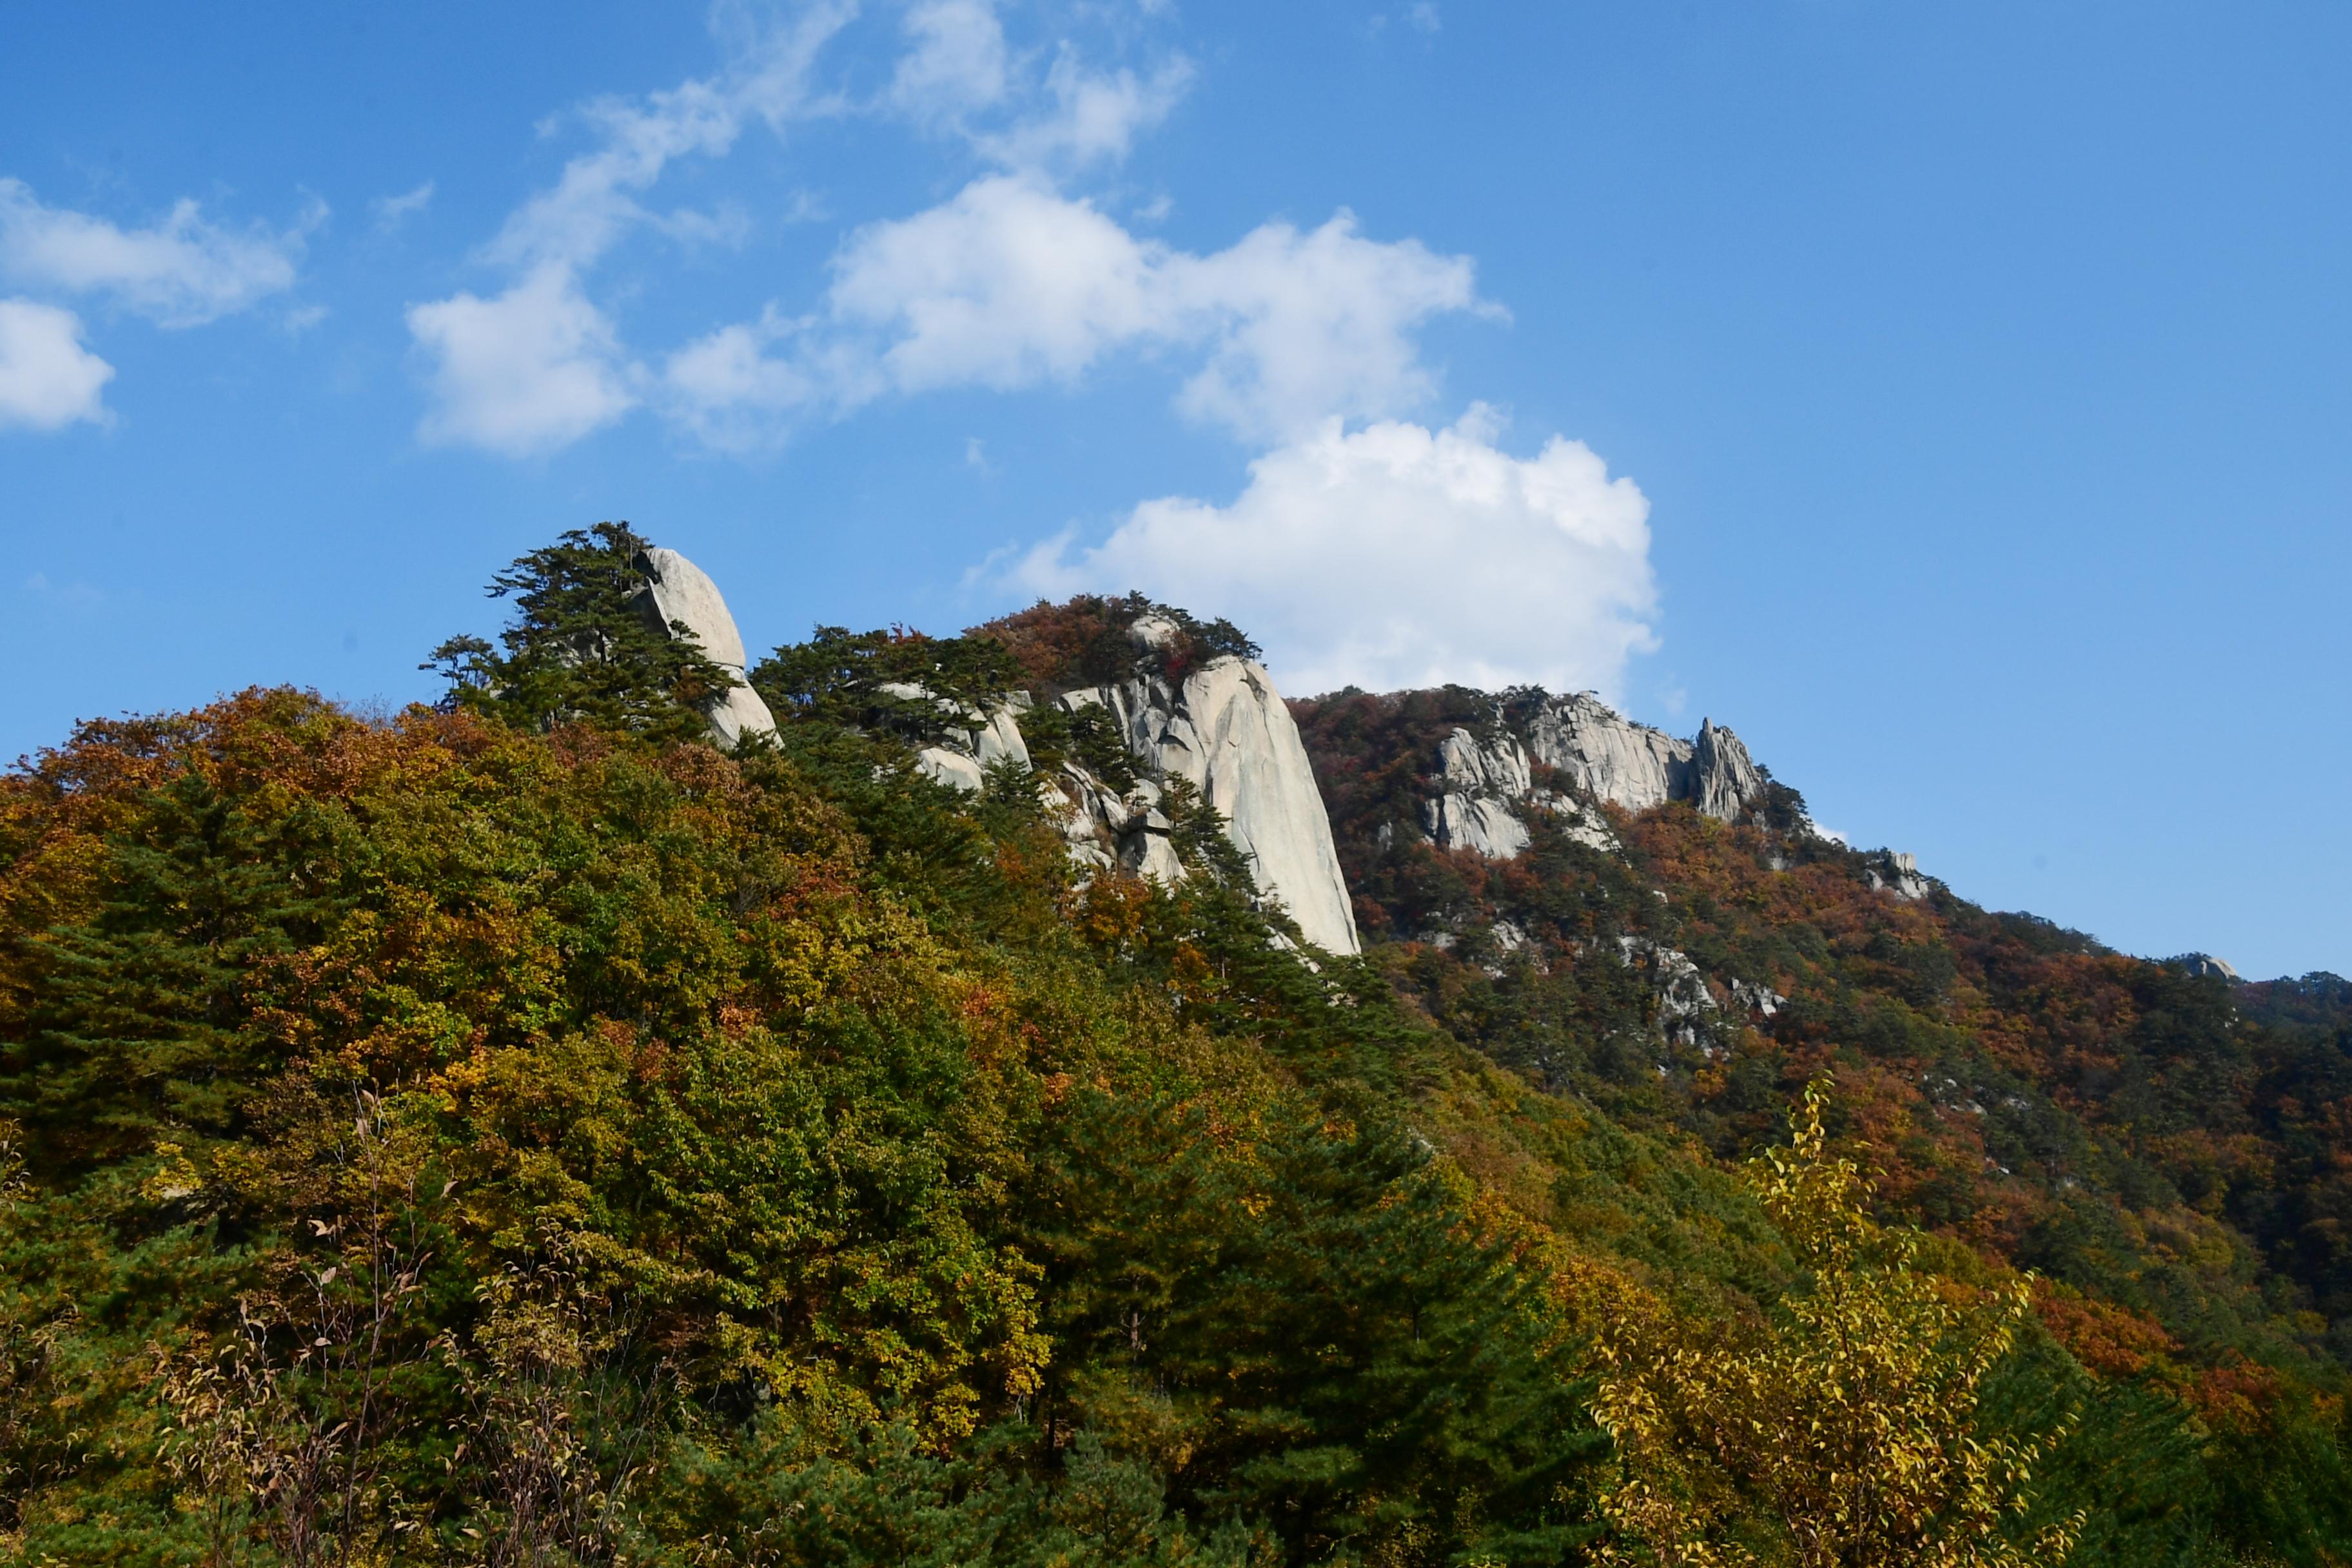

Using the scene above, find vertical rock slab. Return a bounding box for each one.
[1139,658,1362,956]
[1686,719,1762,822]
[633,547,778,748]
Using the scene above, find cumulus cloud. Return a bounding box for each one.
[0,177,317,328]
[669,175,1484,445]
[425,3,1470,460]
[660,304,818,452]
[1166,206,1494,436]
[883,0,1187,170]
[0,299,114,430]
[406,265,635,456]
[1005,407,1658,700]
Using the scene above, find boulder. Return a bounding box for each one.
[632,547,778,748]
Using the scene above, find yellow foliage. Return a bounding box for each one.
[1589,1078,2080,1568]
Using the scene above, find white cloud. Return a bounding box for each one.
[975,49,1192,171]
[660,304,817,453]
[0,299,114,431]
[406,264,635,456]
[676,175,1485,445]
[825,176,1166,395]
[879,1,1186,172]
[482,3,847,275]
[0,178,317,328]
[487,79,743,273]
[1166,208,1494,436]
[1005,407,1658,700]
[406,3,850,452]
[422,3,1469,459]
[890,0,1009,124]
[372,181,435,232]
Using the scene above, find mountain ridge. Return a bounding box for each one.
[5,524,2349,1562]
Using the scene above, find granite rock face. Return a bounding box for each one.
[1416,695,1765,864]
[1520,694,1762,821]
[1863,850,1931,901]
[632,547,778,748]
[1421,729,1535,858]
[1687,719,1764,822]
[1149,658,1360,955]
[890,645,1360,956]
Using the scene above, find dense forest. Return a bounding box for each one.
[1,525,2345,1564]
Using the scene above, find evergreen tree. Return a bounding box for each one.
[424,521,737,745]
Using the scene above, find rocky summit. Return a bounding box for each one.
[635,547,1801,962]
[641,551,1362,954]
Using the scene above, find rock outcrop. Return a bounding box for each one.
[890,621,1360,956]
[632,547,778,747]
[1131,656,1358,956]
[1863,850,1930,901]
[1422,729,1535,858]
[875,682,1032,795]
[1418,695,1765,863]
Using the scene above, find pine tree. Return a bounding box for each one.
[424,521,738,745]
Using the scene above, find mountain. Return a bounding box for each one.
[3,526,2347,1565]
[1288,681,2352,1387]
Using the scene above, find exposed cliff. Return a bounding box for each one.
[903,627,1361,956]
[730,589,1360,956]
[1419,692,1766,863]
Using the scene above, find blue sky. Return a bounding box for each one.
[5,2,2348,978]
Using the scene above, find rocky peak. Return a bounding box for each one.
[1863,850,1931,901]
[890,625,1360,956]
[1419,694,1769,863]
[1686,718,1762,822]
[631,547,778,748]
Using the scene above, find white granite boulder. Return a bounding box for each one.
[632,546,778,749]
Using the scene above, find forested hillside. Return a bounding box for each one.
[1,527,2346,1564]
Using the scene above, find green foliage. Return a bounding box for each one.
[750,623,1024,728]
[1289,685,2352,1563]
[6,533,2348,1564]
[1014,701,1137,794]
[425,520,738,745]
[0,679,1599,1564]
[1031,1088,1605,1562]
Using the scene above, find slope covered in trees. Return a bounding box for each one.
[1294,685,2352,1548]
[0,527,2344,1563]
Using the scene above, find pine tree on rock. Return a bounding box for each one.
[424,521,741,747]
